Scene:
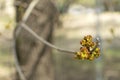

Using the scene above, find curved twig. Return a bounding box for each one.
[20,22,76,54]
[13,0,39,80]
[13,0,75,80]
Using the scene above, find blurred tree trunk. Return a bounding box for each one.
[102,0,114,11]
[102,0,120,11]
[14,0,58,80]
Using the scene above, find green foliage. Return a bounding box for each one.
[76,0,96,7]
[56,0,96,8]
[56,0,120,11]
[56,0,96,13]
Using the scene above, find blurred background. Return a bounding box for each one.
[0,0,120,80]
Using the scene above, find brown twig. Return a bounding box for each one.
[20,22,76,54]
[13,0,39,80]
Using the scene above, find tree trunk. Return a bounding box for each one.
[14,0,58,80]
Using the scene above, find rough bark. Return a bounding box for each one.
[14,0,58,80]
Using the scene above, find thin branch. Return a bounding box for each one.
[20,22,76,54]
[15,0,39,38]
[22,0,39,22]
[13,43,27,80]
[15,0,76,54]
[15,1,40,17]
[13,0,39,80]
[13,0,75,80]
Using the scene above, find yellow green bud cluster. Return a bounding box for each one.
[75,35,100,60]
[80,35,94,47]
